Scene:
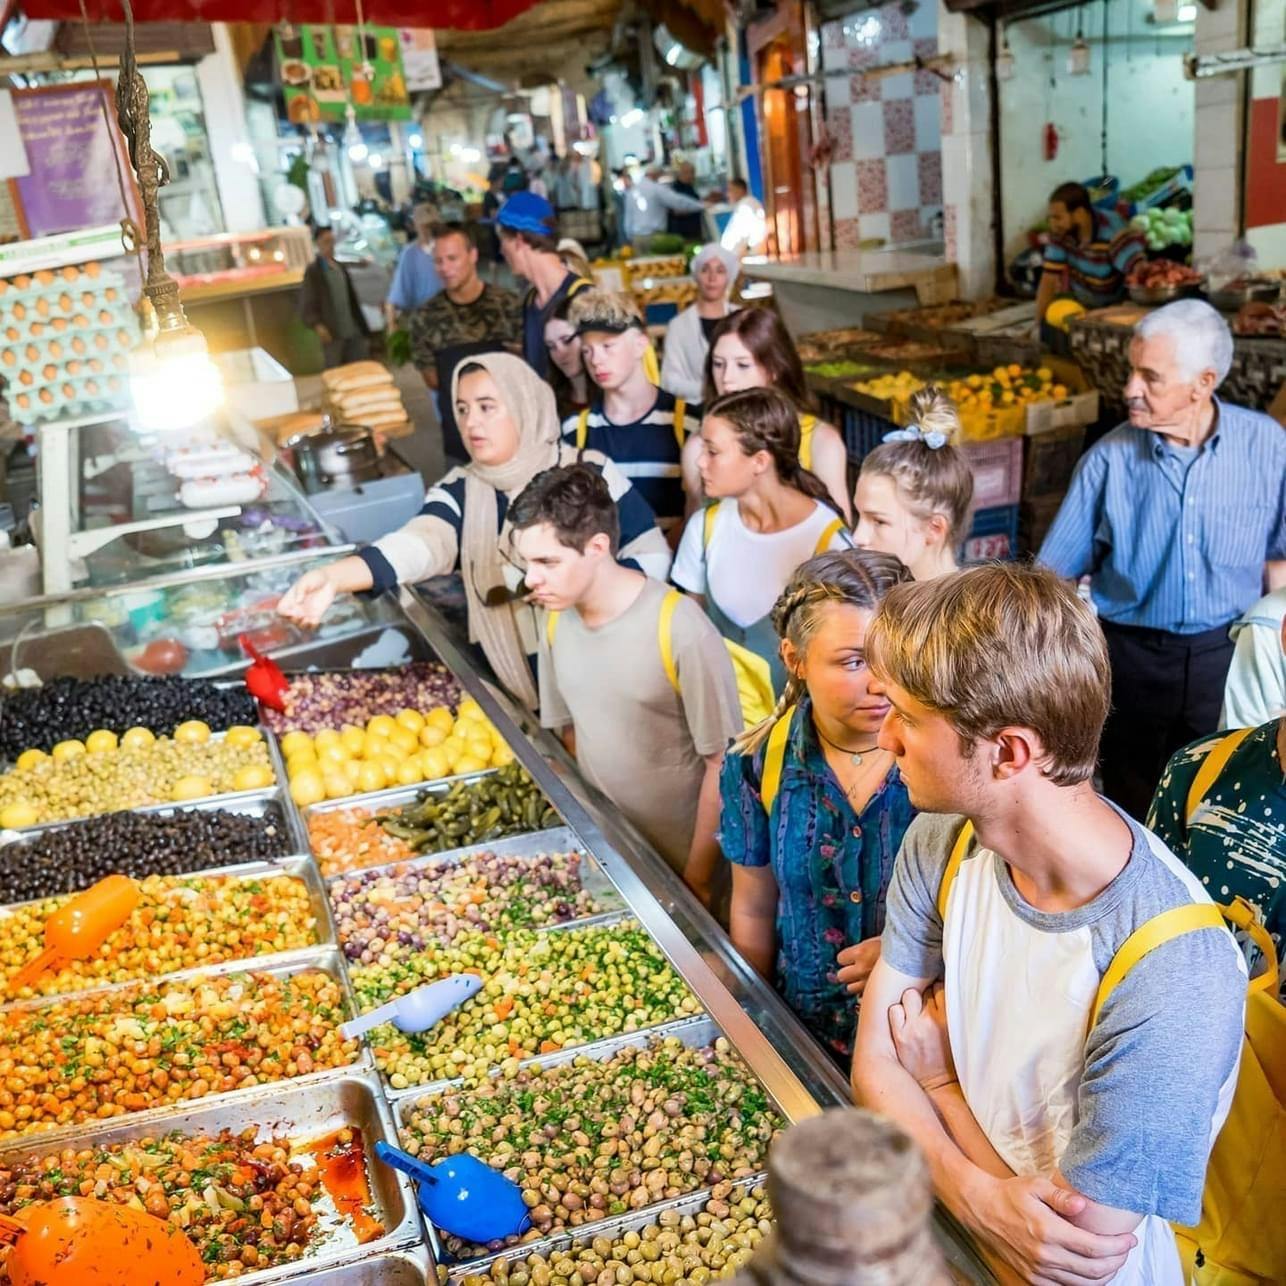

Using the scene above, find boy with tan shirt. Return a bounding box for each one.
[509,465,741,907]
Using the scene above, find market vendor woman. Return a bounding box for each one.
[1036,181,1145,323]
[719,549,913,1063]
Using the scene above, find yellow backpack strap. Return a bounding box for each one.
[568,276,592,296]
[657,588,682,694]
[576,407,590,451]
[702,502,719,551]
[936,821,974,921]
[673,398,686,450]
[798,413,816,470]
[813,516,846,556]
[760,705,797,815]
[1185,727,1255,826]
[1222,894,1280,995]
[1090,903,1227,1028]
[546,611,560,647]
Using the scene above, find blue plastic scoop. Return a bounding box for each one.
[339,973,483,1040]
[374,1141,532,1244]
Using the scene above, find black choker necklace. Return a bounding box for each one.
[815,724,881,767]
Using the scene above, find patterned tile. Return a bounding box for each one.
[944,203,959,260]
[883,99,915,154]
[830,108,853,163]
[848,47,876,71]
[830,160,858,221]
[913,37,940,94]
[918,150,943,205]
[850,69,881,103]
[823,19,846,49]
[880,5,909,40]
[856,158,888,213]
[834,216,861,250]
[890,209,924,243]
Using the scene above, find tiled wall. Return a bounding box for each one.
[820,1,943,249]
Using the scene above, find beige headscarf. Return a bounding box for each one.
[454,352,562,710]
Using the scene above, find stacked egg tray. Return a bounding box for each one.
[0,261,138,426]
[0,660,793,1284]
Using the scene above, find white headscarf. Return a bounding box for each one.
[691,243,740,293]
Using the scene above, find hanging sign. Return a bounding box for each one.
[399,29,441,93]
[276,23,411,124]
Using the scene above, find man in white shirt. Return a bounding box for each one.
[851,563,1245,1286]
[623,166,707,247]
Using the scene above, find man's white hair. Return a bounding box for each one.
[1133,298,1234,386]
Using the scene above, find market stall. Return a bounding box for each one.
[0,569,992,1284]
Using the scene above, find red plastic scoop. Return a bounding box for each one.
[240,634,289,712]
[9,875,140,993]
[0,1197,205,1285]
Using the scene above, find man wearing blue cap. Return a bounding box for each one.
[495,191,592,379]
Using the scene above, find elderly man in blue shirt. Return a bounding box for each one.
[384,201,442,329]
[1040,299,1286,819]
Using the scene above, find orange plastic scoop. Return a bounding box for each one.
[0,1197,205,1285]
[9,875,140,993]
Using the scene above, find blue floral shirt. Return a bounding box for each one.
[719,696,916,1060]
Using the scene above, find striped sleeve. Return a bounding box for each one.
[1110,227,1146,276]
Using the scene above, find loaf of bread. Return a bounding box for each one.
[333,388,403,414]
[256,410,328,444]
[322,360,394,392]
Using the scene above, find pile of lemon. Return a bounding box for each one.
[281,699,513,808]
[944,365,1068,411]
[851,370,926,401]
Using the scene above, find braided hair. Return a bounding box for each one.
[704,386,842,517]
[732,548,912,755]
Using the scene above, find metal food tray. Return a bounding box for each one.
[394,1016,781,1268]
[322,824,622,918]
[445,1176,769,1285]
[0,945,370,1154]
[0,853,339,1004]
[0,1069,424,1286]
[0,725,293,842]
[292,1241,435,1284]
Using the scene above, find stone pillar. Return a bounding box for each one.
[728,1109,951,1286]
[937,3,994,300]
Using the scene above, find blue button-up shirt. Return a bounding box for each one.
[386,241,441,312]
[718,695,915,1061]
[1039,399,1286,634]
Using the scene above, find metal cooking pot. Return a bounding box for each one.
[288,425,382,492]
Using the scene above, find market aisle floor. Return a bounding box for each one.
[293,362,447,492]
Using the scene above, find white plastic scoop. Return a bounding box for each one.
[340,973,483,1040]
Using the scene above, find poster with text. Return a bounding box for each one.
[276,24,411,125]
[399,29,441,93]
[7,82,142,240]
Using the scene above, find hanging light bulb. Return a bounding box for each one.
[113,0,222,431]
[1067,10,1091,76]
[344,105,368,163]
[996,24,1015,81]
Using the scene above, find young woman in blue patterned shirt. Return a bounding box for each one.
[718,548,914,1063]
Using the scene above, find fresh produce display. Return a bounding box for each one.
[259,663,462,736]
[281,699,512,808]
[0,968,358,1140]
[349,921,701,1088]
[801,360,880,379]
[850,370,925,402]
[0,1126,325,1280]
[0,807,292,904]
[0,726,275,828]
[796,327,883,358]
[861,340,956,364]
[940,365,1068,413]
[0,872,317,997]
[1127,261,1202,290]
[376,764,561,855]
[446,1183,773,1285]
[884,299,1008,330]
[1119,165,1184,205]
[330,849,609,965]
[308,807,418,877]
[401,1037,779,1258]
[0,676,258,760]
[1130,205,1192,250]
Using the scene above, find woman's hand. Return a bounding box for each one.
[278,569,338,626]
[889,982,955,1091]
[836,936,881,996]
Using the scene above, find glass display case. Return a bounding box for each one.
[0,569,992,1283]
[32,406,339,595]
[165,227,313,298]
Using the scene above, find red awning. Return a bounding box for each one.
[17,0,542,29]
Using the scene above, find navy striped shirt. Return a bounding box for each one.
[561,389,700,528]
[1039,399,1286,633]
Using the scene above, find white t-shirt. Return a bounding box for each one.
[671,498,851,628]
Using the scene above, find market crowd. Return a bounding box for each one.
[281,183,1286,1286]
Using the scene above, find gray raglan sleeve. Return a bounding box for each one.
[1061,927,1246,1224]
[878,813,964,982]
